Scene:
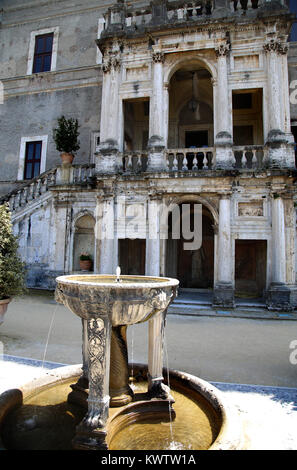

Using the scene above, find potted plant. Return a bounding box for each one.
[0,204,26,325]
[53,115,80,164]
[79,253,93,272]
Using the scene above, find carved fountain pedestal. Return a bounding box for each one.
[55,274,179,450]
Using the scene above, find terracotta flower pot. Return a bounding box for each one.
[60,152,74,164]
[0,298,11,325]
[79,260,92,271]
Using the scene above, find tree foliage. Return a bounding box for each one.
[53,115,80,154]
[0,204,27,299]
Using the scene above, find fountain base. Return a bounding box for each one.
[0,364,244,451]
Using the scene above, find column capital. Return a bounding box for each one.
[215,42,230,58]
[263,39,288,55]
[152,51,165,63]
[102,53,121,73]
[148,189,163,201]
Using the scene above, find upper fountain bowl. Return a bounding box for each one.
[55,274,179,326]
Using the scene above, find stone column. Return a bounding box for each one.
[97,50,122,174]
[145,194,171,400]
[267,194,295,310]
[95,193,115,274]
[147,51,167,172]
[263,38,295,168]
[213,195,234,307]
[214,42,234,169]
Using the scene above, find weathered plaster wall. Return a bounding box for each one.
[0,85,101,190]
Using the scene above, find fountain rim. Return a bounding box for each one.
[56,274,179,290]
[0,363,244,451]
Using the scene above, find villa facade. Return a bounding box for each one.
[1,0,297,310]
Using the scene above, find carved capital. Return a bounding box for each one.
[215,42,230,58]
[152,51,165,63]
[102,54,121,73]
[263,39,288,55]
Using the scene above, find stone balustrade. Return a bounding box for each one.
[166,148,214,172]
[1,168,57,212]
[72,164,96,184]
[231,0,285,12]
[102,0,283,35]
[119,151,148,173]
[1,164,96,213]
[233,146,267,169]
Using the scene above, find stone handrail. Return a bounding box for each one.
[232,145,267,169]
[0,167,57,212]
[166,148,214,171]
[0,164,96,213]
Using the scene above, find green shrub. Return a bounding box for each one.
[53,115,80,154]
[0,204,27,299]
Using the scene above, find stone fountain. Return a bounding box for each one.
[54,270,179,450]
[0,269,244,451]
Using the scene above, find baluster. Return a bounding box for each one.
[127,154,133,172]
[192,3,197,17]
[137,154,142,171]
[182,153,188,171]
[50,170,57,185]
[141,10,146,24]
[132,12,137,27]
[28,182,34,201]
[252,149,258,168]
[16,191,21,208]
[208,152,213,169]
[203,152,208,170]
[192,153,198,170]
[173,152,178,171]
[242,151,247,168]
[9,195,15,212]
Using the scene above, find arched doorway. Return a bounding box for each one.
[73,214,95,271]
[168,62,214,150]
[166,202,214,289]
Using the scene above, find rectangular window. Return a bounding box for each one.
[24,141,42,179]
[32,33,54,73]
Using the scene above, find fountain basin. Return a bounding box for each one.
[55,275,179,325]
[0,364,244,451]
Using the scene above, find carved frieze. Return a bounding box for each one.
[238,201,264,217]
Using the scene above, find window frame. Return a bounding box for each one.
[18,136,48,181]
[24,141,43,180]
[32,33,54,74]
[27,27,59,75]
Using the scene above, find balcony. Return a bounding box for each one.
[100,0,288,39]
[117,145,268,175]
